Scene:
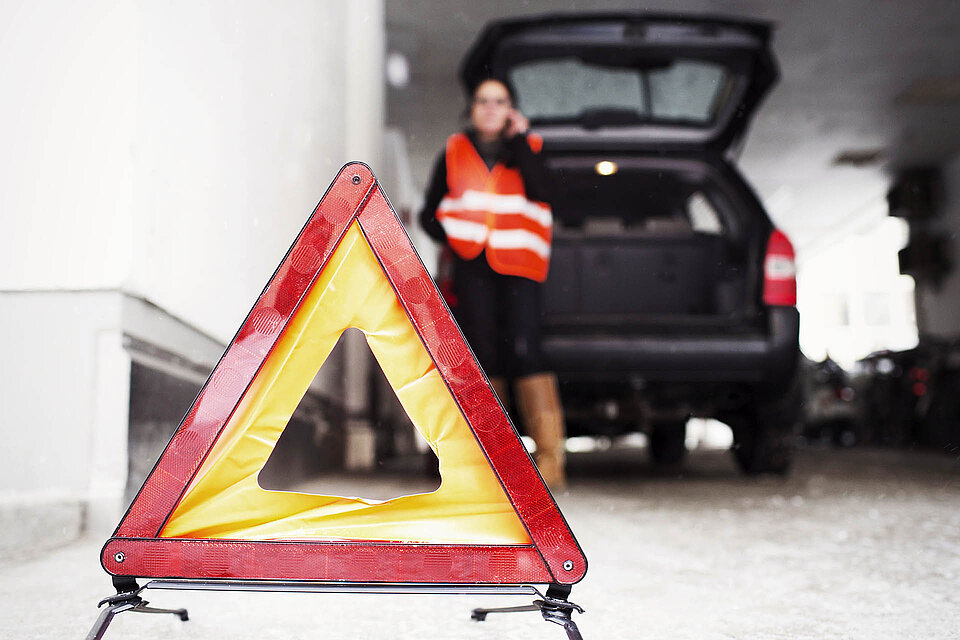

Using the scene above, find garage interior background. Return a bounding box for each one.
[388,0,960,367]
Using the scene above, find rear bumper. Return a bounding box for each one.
[543,306,799,387]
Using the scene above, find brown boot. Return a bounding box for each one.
[514,372,567,490]
[489,376,510,408]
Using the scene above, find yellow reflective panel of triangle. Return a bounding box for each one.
[159,222,530,545]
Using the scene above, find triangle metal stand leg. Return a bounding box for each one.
[471,584,585,640]
[83,578,581,639]
[84,578,189,640]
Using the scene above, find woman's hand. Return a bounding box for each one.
[504,109,529,138]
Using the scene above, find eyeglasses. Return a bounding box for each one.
[472,97,511,108]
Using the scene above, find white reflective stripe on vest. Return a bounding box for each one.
[488,229,551,260]
[439,217,489,243]
[438,190,552,229]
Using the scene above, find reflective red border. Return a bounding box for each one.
[105,163,586,585]
[102,538,552,584]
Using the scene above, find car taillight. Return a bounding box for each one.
[763,229,797,306]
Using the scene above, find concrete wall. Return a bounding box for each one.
[0,1,385,553]
[1,0,383,339]
[130,1,383,342]
[0,291,225,559]
[0,1,137,292]
[916,151,960,338]
[0,292,128,556]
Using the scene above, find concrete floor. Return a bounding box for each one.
[3,446,960,639]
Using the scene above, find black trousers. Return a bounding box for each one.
[451,252,544,378]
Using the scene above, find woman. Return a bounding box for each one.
[418,77,566,488]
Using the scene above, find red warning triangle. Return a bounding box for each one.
[103,163,586,585]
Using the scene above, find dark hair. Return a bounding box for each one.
[462,77,516,119]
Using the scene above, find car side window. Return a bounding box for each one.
[686,191,723,235]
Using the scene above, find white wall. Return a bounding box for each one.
[917,151,960,338]
[1,0,384,342]
[130,0,383,342]
[0,0,137,290]
[0,0,385,546]
[0,291,129,552]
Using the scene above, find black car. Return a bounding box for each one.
[461,14,801,474]
[857,339,960,450]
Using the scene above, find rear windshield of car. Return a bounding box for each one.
[509,57,732,126]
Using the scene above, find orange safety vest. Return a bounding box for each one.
[436,132,552,282]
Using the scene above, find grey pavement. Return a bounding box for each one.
[3,446,960,639]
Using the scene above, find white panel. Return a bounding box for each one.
[129,1,366,342]
[0,1,136,289]
[87,328,132,534]
[0,291,122,500]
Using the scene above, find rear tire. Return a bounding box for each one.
[728,376,801,475]
[731,418,792,475]
[649,421,687,466]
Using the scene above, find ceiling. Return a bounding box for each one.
[385,0,960,250]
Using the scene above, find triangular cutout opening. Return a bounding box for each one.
[257,328,441,501]
[156,223,529,544]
